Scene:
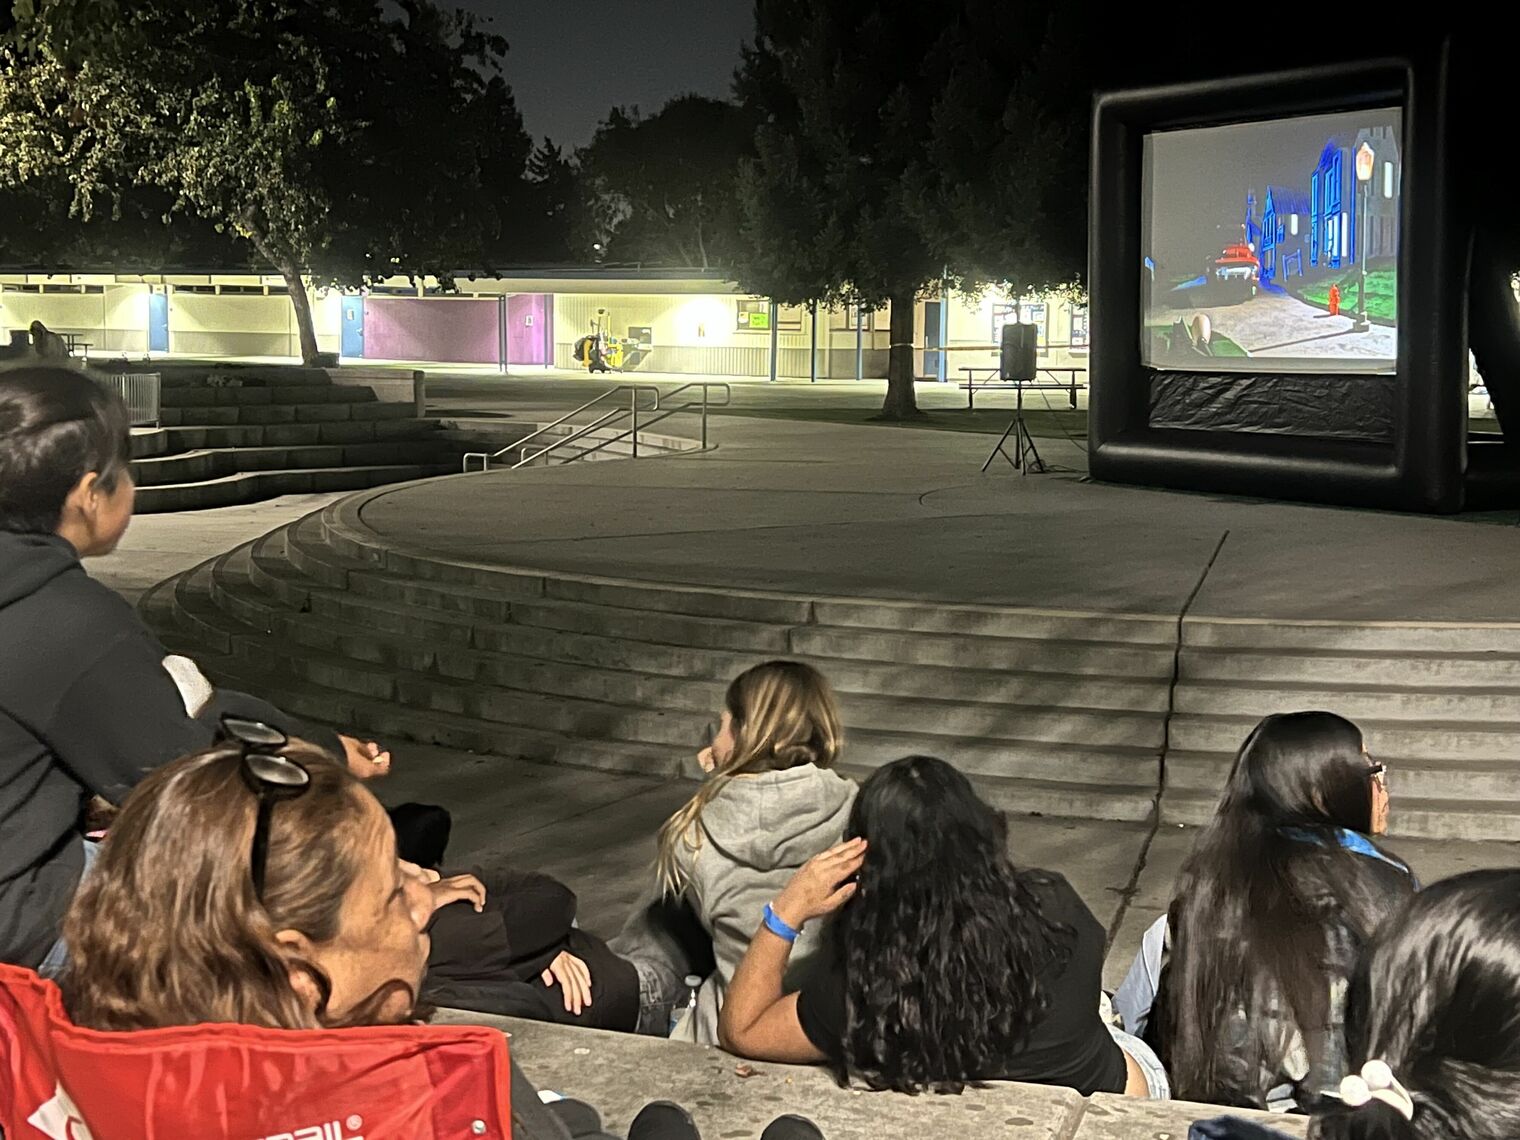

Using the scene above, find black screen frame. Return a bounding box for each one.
[1088,48,1466,512]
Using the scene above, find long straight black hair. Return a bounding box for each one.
[830,755,1070,1094]
[1312,869,1520,1140]
[1159,711,1413,1104]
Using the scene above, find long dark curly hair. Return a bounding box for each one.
[828,755,1071,1094]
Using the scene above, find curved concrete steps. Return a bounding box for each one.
[136,486,1520,839]
[140,498,1176,824]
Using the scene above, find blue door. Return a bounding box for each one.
[341,295,365,358]
[148,292,169,353]
[923,300,943,380]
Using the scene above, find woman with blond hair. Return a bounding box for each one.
[614,660,856,1044]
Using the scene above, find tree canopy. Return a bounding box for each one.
[0,0,539,362]
[732,0,1091,417]
[577,95,751,270]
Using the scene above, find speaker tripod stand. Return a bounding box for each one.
[981,380,1047,475]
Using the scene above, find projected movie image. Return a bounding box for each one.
[1141,107,1401,373]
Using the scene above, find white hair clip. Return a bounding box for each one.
[1339,1059,1415,1121]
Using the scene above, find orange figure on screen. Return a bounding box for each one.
[1328,283,1341,316]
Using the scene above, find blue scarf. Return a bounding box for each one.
[1282,826,1417,885]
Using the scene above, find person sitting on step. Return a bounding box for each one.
[612,660,856,1043]
[719,754,1168,1098]
[0,367,391,975]
[387,801,643,1033]
[49,725,823,1140]
[1119,711,1414,1112]
[1192,868,1520,1140]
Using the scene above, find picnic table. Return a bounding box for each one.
[960,365,1085,410]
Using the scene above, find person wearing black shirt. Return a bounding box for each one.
[719,755,1157,1097]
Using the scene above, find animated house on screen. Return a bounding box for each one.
[1141,107,1401,372]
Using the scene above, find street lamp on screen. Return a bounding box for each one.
[1354,141,1376,332]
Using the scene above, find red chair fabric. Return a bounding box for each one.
[0,964,512,1139]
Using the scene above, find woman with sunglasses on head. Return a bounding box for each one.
[1147,711,1413,1112]
[613,660,855,1044]
[56,721,820,1140]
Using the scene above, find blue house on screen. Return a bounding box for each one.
[1260,185,1310,284]
[1310,127,1400,272]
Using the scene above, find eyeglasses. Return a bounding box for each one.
[1368,761,1389,788]
[218,715,311,902]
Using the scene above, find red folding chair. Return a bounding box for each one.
[0,964,512,1139]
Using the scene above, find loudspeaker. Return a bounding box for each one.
[1000,323,1037,382]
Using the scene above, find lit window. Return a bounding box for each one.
[1383,161,1395,199]
[1289,214,1299,236]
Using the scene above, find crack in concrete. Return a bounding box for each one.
[1105,528,1231,951]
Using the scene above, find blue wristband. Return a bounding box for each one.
[762,903,800,943]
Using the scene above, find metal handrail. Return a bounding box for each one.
[519,382,732,466]
[463,381,732,472]
[461,384,659,472]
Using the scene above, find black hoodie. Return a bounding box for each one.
[0,531,338,968]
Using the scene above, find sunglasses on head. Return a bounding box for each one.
[218,715,311,902]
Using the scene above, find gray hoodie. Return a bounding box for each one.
[665,764,857,1045]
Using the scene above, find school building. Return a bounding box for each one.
[0,268,1089,381]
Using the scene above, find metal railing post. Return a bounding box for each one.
[701,386,709,449]
[631,389,639,458]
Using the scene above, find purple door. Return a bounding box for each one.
[506,294,550,365]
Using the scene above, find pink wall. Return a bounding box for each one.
[363,297,501,364]
[506,294,550,365]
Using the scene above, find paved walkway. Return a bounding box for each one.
[100,384,1520,986]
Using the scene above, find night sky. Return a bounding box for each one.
[1143,107,1402,273]
[454,0,755,147]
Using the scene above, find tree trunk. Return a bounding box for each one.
[283,268,321,365]
[880,288,921,419]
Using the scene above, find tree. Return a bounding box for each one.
[579,95,751,270]
[0,0,536,364]
[735,0,954,419]
[912,2,1090,308]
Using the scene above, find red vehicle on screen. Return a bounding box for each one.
[1213,243,1261,299]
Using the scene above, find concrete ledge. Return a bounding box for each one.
[325,365,426,417]
[430,1011,1306,1140]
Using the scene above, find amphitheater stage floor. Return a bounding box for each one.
[362,411,1520,625]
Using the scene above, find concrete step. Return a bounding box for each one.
[133,464,450,513]
[793,624,1175,676]
[158,402,418,428]
[1184,618,1520,654]
[1181,645,1520,686]
[1169,711,1520,763]
[154,367,334,389]
[1166,749,1520,800]
[133,442,457,486]
[160,384,374,408]
[1161,784,1520,841]
[1173,677,1520,724]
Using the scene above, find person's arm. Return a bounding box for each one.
[39,632,218,802]
[718,838,865,1063]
